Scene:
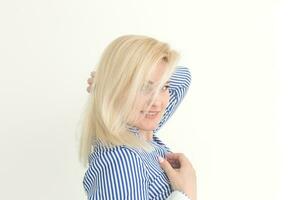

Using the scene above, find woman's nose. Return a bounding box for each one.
[147,94,163,107]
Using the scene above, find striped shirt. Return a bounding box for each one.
[83,66,192,200]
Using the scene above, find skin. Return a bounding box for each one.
[128,60,170,141]
[86,62,197,200]
[159,153,197,200]
[88,61,170,142]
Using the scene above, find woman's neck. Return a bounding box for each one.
[139,130,153,142]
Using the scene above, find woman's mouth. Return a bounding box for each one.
[141,111,160,119]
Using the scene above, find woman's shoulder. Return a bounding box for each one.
[89,144,144,167]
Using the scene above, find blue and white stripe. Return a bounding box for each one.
[83,66,191,200]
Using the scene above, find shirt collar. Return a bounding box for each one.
[93,124,142,147]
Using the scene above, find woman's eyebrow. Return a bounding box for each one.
[147,80,170,85]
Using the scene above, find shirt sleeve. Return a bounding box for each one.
[166,191,192,200]
[153,66,192,133]
[83,147,150,200]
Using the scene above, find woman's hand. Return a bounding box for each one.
[159,153,197,200]
[86,71,96,93]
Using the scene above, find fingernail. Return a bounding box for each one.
[158,156,164,163]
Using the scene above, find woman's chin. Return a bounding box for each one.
[138,124,159,132]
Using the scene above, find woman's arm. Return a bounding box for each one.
[153,66,192,133]
[86,66,192,132]
[84,148,193,200]
[83,148,150,199]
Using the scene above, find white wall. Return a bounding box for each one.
[275,1,300,200]
[0,0,298,199]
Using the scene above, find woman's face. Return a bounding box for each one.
[128,61,170,132]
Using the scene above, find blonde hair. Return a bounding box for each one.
[79,35,180,166]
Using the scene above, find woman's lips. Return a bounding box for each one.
[141,111,161,119]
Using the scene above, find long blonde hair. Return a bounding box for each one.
[79,35,180,166]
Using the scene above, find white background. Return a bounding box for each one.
[0,0,299,199]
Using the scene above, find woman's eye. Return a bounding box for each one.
[162,85,170,91]
[141,84,169,94]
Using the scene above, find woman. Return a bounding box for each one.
[80,35,197,200]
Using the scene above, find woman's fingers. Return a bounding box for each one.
[165,153,193,170]
[158,156,176,177]
[165,152,182,159]
[165,154,181,168]
[86,71,95,93]
[167,159,181,169]
[87,78,93,85]
[86,86,91,93]
[159,153,197,200]
[165,153,186,163]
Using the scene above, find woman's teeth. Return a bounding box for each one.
[147,111,158,115]
[141,111,160,119]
